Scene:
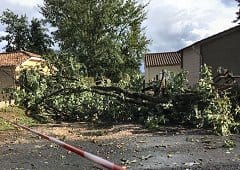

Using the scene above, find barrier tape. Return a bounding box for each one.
[0,116,126,170]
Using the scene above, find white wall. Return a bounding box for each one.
[145,65,181,83]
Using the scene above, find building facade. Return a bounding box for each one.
[144,52,181,83]
[181,25,240,86]
[0,51,43,88]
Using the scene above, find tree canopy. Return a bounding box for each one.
[27,18,53,55]
[41,0,148,82]
[0,9,53,54]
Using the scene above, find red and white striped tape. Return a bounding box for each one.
[0,116,126,170]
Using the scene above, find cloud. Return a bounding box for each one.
[0,0,238,53]
[143,0,238,52]
[220,0,237,7]
[0,0,43,19]
[8,0,43,7]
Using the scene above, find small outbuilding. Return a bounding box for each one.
[144,52,181,83]
[0,50,43,89]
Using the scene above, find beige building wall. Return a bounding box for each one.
[145,65,181,83]
[15,58,43,72]
[15,58,48,79]
[182,45,201,86]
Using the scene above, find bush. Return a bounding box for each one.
[144,64,240,135]
[194,65,239,135]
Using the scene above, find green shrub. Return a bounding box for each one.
[146,64,240,135]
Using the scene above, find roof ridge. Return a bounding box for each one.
[146,51,180,55]
[0,51,21,55]
[0,50,40,57]
[19,50,41,57]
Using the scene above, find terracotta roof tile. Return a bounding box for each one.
[0,51,41,67]
[145,52,181,67]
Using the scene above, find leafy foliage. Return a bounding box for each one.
[15,63,240,135]
[28,18,53,54]
[41,0,148,82]
[9,0,239,136]
[204,92,234,135]
[142,65,240,135]
[15,0,149,123]
[15,52,142,123]
[194,65,239,135]
[164,70,189,95]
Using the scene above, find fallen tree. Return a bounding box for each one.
[15,61,240,135]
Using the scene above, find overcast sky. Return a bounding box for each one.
[0,0,238,53]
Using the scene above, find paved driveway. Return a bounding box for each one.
[0,125,240,169]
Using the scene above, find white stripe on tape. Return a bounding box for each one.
[84,152,115,169]
[49,136,66,145]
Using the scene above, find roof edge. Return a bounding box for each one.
[179,24,240,51]
[145,51,180,55]
[0,50,41,58]
[145,63,181,68]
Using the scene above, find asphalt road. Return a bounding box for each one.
[0,126,240,170]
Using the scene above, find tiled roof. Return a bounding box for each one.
[145,52,181,67]
[0,51,41,67]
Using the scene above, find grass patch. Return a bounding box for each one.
[0,106,38,131]
[0,119,12,131]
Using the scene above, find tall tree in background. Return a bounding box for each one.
[0,9,52,55]
[41,0,148,82]
[28,18,53,54]
[0,9,29,52]
[234,0,240,23]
